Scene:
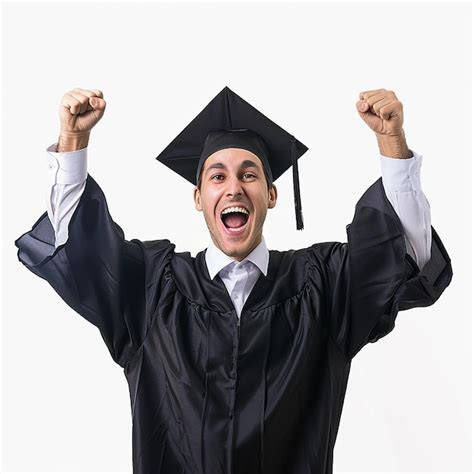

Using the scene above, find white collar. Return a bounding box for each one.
[205,236,269,280]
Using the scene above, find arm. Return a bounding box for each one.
[45,87,102,247]
[15,88,175,368]
[46,143,88,248]
[380,149,431,272]
[16,172,172,368]
[307,90,452,360]
[358,89,432,271]
[309,176,452,360]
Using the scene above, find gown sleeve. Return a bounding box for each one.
[308,177,453,360]
[14,173,175,368]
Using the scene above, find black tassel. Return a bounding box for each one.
[291,136,304,230]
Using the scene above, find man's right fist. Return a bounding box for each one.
[57,88,106,152]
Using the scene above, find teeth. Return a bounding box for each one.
[221,206,249,216]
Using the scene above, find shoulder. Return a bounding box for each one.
[270,242,347,272]
[306,241,348,269]
[138,238,176,255]
[262,247,323,301]
[133,238,177,276]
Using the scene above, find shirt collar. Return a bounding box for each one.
[205,236,269,280]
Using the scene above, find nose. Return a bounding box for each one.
[226,174,244,197]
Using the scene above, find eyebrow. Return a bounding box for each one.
[205,159,260,175]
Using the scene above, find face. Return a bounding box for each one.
[194,148,277,261]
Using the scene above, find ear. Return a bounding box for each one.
[268,184,277,209]
[194,187,203,211]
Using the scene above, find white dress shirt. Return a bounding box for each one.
[45,143,432,319]
[205,236,269,320]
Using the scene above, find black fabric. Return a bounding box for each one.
[15,174,452,474]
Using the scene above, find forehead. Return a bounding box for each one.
[203,147,264,171]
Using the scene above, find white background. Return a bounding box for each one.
[2,0,471,472]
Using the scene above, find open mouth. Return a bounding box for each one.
[220,206,250,235]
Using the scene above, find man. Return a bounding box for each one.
[15,86,452,473]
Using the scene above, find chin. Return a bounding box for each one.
[221,235,259,260]
[207,216,260,258]
[221,242,247,258]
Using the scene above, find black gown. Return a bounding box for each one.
[15,174,453,474]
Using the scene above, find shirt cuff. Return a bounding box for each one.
[46,142,88,185]
[380,149,422,192]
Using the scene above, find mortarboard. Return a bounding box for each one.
[155,86,308,229]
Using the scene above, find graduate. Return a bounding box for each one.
[15,86,453,474]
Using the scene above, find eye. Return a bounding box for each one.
[211,174,225,181]
[242,172,256,180]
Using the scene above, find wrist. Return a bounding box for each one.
[57,131,90,152]
[376,130,413,159]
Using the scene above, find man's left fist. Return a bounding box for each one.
[356,89,404,137]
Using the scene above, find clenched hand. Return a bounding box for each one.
[57,87,106,152]
[356,88,412,159]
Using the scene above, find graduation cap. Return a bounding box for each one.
[156,86,308,229]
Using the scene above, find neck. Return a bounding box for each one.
[211,236,263,261]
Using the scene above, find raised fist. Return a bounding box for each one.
[56,88,106,151]
[356,89,404,137]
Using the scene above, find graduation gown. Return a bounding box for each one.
[15,174,453,474]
